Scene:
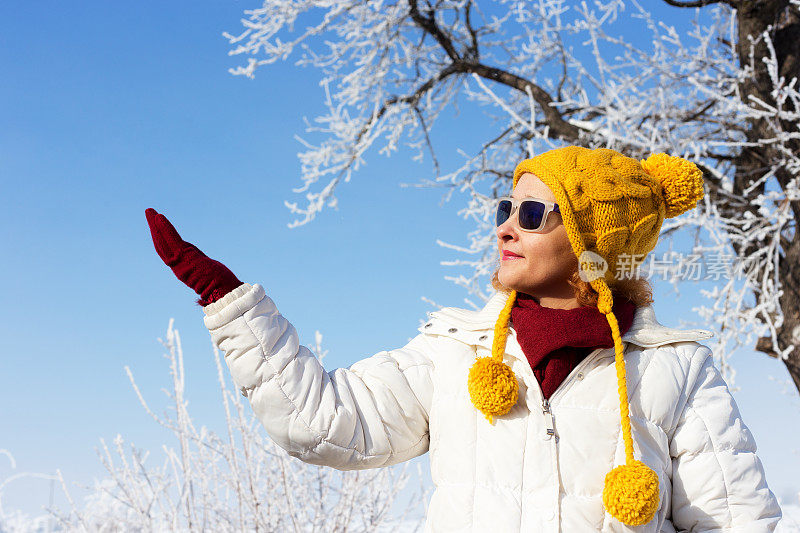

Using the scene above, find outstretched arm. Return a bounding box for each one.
[203,283,433,470]
[145,209,433,469]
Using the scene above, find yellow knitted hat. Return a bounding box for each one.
[467,146,704,526]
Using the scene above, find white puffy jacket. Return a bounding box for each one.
[202,283,782,532]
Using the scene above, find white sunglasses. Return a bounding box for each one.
[496,196,561,233]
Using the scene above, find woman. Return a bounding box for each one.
[146,146,781,532]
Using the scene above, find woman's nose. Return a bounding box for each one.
[496,216,518,240]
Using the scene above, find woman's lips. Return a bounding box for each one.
[502,251,523,261]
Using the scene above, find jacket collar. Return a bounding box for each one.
[427,290,714,349]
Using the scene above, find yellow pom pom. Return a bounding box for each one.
[467,357,519,423]
[641,153,704,218]
[602,460,660,526]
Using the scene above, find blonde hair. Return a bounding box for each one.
[490,265,654,308]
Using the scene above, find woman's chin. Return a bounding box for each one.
[498,274,526,293]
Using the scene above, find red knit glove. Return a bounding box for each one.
[145,208,244,306]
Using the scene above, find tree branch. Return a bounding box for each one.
[412,104,441,177]
[357,64,462,148]
[663,0,737,8]
[462,62,584,142]
[756,336,781,358]
[463,0,480,60]
[406,1,584,143]
[408,0,461,61]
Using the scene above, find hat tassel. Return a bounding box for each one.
[598,284,660,526]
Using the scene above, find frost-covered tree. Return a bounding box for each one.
[223,0,800,392]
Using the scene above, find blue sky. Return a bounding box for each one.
[1,0,798,517]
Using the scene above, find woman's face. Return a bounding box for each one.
[496,172,579,308]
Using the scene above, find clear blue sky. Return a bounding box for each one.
[1,0,797,517]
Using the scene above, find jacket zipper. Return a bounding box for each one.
[542,397,556,440]
[531,347,610,440]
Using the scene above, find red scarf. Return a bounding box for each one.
[511,293,638,400]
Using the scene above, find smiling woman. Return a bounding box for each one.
[146,145,781,532]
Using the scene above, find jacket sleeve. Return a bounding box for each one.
[669,346,782,532]
[202,283,434,470]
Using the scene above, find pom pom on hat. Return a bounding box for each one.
[641,153,704,218]
[468,290,520,425]
[603,460,660,526]
[468,357,519,424]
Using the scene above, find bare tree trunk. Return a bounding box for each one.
[730,1,800,390]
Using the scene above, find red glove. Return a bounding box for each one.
[145,208,244,306]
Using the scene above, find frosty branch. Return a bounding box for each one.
[224,0,800,393]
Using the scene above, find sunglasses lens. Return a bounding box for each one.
[519,200,546,230]
[496,200,512,226]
